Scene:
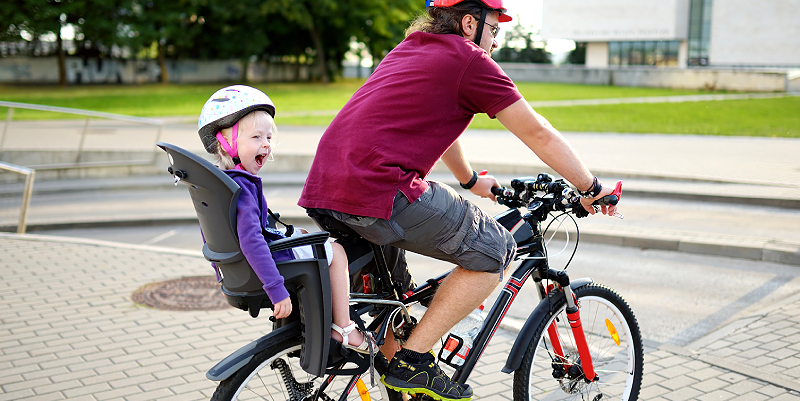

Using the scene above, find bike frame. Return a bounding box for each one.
[348,208,599,388]
[204,173,623,400]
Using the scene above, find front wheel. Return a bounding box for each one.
[211,337,403,401]
[513,283,644,401]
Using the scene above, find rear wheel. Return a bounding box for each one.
[211,338,402,401]
[513,283,643,401]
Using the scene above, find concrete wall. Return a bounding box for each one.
[540,0,800,68]
[709,0,800,67]
[498,63,792,92]
[0,57,315,84]
[541,0,690,41]
[789,72,800,92]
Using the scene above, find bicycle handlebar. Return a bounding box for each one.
[491,174,622,219]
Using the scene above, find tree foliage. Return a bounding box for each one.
[2,0,131,85]
[492,20,550,64]
[567,42,586,65]
[2,0,420,83]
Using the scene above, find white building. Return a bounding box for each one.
[541,0,800,69]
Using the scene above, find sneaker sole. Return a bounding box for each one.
[380,375,473,401]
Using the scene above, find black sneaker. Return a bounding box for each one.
[380,350,473,401]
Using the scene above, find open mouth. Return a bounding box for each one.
[255,155,265,167]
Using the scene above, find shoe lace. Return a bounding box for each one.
[426,359,464,391]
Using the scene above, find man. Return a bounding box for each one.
[299,1,618,399]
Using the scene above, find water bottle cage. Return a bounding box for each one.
[438,334,469,369]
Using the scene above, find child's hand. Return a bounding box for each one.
[273,297,292,319]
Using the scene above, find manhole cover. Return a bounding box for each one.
[132,276,230,311]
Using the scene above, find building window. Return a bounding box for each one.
[609,41,680,67]
[688,0,712,66]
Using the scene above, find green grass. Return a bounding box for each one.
[513,82,721,101]
[1,80,797,137]
[0,81,367,120]
[469,97,800,138]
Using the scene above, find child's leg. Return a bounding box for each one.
[380,329,402,361]
[328,242,365,346]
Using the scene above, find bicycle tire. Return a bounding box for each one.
[211,337,404,401]
[513,283,643,401]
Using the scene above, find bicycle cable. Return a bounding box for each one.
[543,213,571,257]
[541,211,579,271]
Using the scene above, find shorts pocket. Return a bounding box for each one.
[463,214,509,265]
[391,190,435,232]
[435,206,473,255]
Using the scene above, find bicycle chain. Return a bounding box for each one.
[270,358,314,401]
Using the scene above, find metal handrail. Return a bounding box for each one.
[0,101,163,125]
[0,161,35,234]
[0,100,165,164]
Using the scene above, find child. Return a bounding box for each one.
[198,85,372,353]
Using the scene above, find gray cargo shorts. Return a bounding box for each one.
[319,181,516,275]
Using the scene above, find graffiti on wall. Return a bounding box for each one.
[0,57,243,84]
[0,57,318,84]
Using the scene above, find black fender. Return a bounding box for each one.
[501,277,593,374]
[206,321,300,381]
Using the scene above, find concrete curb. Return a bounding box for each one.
[0,232,205,258]
[14,213,800,267]
[556,226,800,266]
[7,157,798,209]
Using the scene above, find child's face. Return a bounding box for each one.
[236,114,273,175]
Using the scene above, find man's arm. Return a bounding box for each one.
[441,138,499,200]
[495,99,616,215]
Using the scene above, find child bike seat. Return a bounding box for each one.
[157,142,332,377]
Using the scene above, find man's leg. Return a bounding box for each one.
[314,183,515,400]
[402,266,499,353]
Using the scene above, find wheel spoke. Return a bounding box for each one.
[514,284,643,401]
[211,342,399,401]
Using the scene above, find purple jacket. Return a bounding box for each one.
[225,170,294,303]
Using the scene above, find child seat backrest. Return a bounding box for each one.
[157,142,332,377]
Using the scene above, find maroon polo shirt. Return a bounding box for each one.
[298,31,522,220]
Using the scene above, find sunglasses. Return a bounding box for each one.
[484,22,500,38]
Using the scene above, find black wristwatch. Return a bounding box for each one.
[579,177,602,198]
[460,170,479,190]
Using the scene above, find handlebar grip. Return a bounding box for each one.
[591,180,623,206]
[491,186,504,196]
[593,195,619,206]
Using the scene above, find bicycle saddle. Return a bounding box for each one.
[306,209,361,238]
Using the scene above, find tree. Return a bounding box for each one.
[567,42,586,65]
[3,0,133,85]
[2,0,421,84]
[2,0,68,85]
[348,0,417,68]
[493,20,550,64]
[124,0,205,83]
[257,0,417,82]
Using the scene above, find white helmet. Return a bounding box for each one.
[197,85,276,153]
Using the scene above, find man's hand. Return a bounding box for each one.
[273,297,292,319]
[470,173,500,202]
[579,185,619,216]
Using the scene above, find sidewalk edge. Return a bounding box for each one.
[0,232,205,258]
[13,216,800,267]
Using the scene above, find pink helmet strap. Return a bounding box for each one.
[215,121,243,169]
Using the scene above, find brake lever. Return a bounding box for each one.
[588,181,624,219]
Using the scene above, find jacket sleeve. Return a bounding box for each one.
[234,178,290,304]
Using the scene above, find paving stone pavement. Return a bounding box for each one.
[3,234,800,400]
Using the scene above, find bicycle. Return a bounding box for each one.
[207,173,643,401]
